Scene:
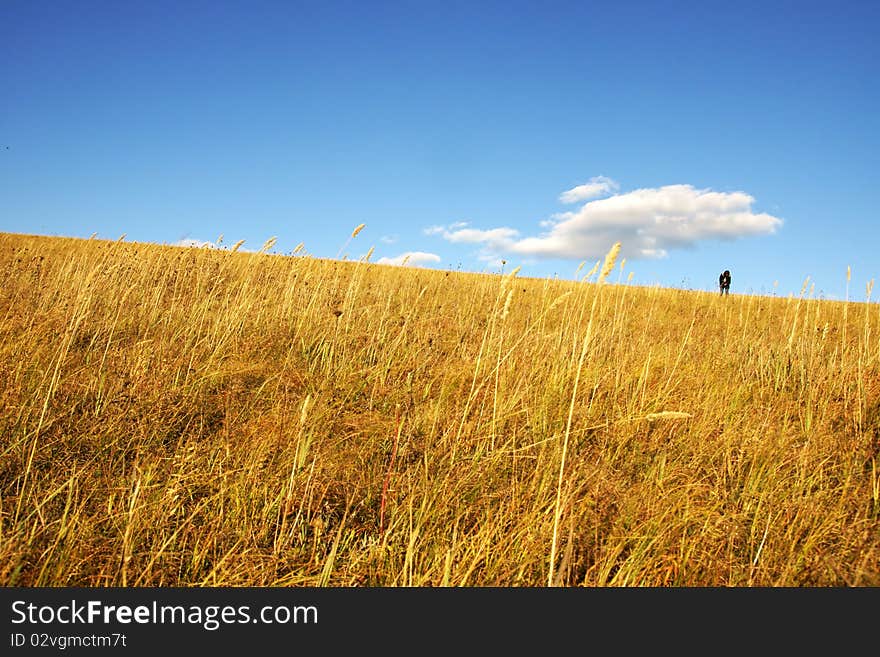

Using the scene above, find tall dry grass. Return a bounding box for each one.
[1,231,878,586]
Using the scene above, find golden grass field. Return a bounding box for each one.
[1,231,878,586]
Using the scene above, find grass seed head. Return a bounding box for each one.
[300,395,312,425]
[598,242,621,284]
[501,289,514,320]
[583,260,600,282]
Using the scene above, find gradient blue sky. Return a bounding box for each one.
[2,0,878,300]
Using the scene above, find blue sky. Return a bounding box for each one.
[2,0,878,301]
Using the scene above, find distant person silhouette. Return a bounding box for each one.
[719,270,731,296]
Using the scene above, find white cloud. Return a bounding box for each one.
[173,238,217,249]
[380,234,399,244]
[559,175,620,204]
[376,251,442,267]
[424,222,519,247]
[427,181,783,262]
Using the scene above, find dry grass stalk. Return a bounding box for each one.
[644,411,693,421]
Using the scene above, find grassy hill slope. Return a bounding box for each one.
[2,232,878,585]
